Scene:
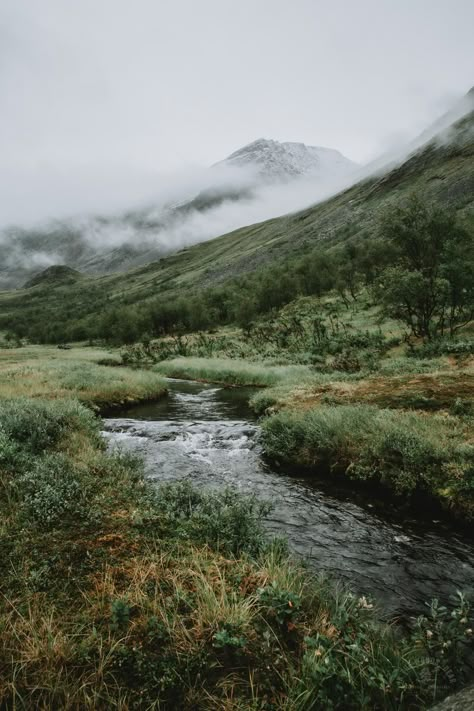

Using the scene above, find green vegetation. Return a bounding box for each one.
[377,197,474,340]
[1,397,472,708]
[146,312,474,522]
[1,112,474,706]
[4,196,469,355]
[23,264,82,289]
[154,357,311,387]
[261,404,474,519]
[0,345,167,409]
[0,105,472,346]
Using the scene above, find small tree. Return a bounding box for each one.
[376,197,474,340]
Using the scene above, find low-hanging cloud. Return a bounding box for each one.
[1,0,472,288]
[0,158,359,288]
[2,81,472,290]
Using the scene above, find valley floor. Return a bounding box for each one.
[0,338,473,708]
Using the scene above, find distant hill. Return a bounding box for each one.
[24,265,82,289]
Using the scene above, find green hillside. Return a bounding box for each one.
[0,107,472,341]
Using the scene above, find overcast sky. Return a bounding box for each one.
[1,0,473,226]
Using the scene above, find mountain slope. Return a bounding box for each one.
[0,139,356,290]
[0,91,472,337]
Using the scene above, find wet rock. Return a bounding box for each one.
[431,686,474,711]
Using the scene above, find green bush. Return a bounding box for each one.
[285,583,472,710]
[0,398,99,455]
[249,389,280,415]
[146,481,272,556]
[13,453,100,529]
[258,580,301,627]
[409,337,474,359]
[212,626,246,650]
[0,430,21,469]
[110,599,132,633]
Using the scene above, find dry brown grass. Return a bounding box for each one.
[0,546,273,708]
[265,361,474,415]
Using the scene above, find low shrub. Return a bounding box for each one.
[13,453,101,530]
[250,388,281,415]
[0,397,99,455]
[409,337,474,359]
[258,580,302,627]
[286,587,472,710]
[144,481,273,556]
[0,399,141,532]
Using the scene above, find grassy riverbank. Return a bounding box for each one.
[261,404,474,520]
[149,351,474,523]
[0,345,167,409]
[1,395,472,709]
[154,356,312,387]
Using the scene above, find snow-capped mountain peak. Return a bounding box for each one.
[215,137,357,181]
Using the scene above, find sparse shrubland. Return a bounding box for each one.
[120,294,400,371]
[0,397,472,709]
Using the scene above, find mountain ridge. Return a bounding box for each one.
[1,88,472,298]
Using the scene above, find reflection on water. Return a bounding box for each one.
[104,379,474,618]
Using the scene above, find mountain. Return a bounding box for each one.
[0,139,357,290]
[1,87,472,337]
[215,138,356,181]
[362,86,474,178]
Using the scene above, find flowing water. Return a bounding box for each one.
[104,378,474,619]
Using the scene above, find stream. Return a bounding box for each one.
[104,378,474,619]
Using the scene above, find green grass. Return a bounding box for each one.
[153,356,313,387]
[0,397,471,708]
[0,346,167,409]
[0,343,121,366]
[261,404,474,519]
